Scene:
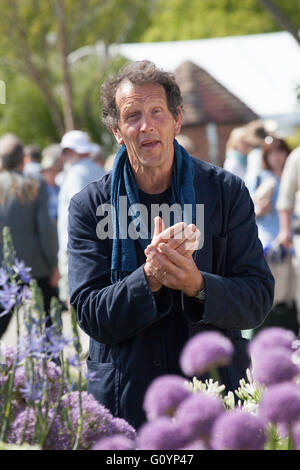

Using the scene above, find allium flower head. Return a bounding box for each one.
[8,408,68,450]
[110,417,136,440]
[143,375,191,421]
[259,381,300,425]
[175,391,224,442]
[211,409,266,450]
[92,434,136,450]
[249,327,297,359]
[60,391,115,450]
[252,348,299,386]
[137,417,189,450]
[180,331,233,376]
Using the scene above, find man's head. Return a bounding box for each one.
[24,145,42,165]
[0,133,24,170]
[101,61,183,175]
[101,60,183,130]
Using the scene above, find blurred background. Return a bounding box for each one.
[0,0,300,162]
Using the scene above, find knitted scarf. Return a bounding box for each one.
[110,139,196,283]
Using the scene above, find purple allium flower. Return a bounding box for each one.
[137,417,189,450]
[92,434,136,450]
[8,407,68,450]
[60,391,115,450]
[110,417,136,440]
[211,409,266,450]
[143,375,191,421]
[252,348,299,386]
[259,381,300,425]
[249,327,297,359]
[180,332,234,376]
[175,392,224,443]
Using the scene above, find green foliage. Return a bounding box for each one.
[142,0,300,42]
[0,71,59,148]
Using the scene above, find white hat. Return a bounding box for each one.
[60,130,94,154]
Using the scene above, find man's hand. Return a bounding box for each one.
[146,242,204,297]
[144,216,203,296]
[145,216,200,258]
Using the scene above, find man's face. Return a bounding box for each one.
[112,81,182,172]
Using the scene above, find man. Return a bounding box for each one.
[41,143,64,224]
[276,144,300,327]
[68,61,274,429]
[57,130,106,303]
[23,144,43,180]
[0,133,58,336]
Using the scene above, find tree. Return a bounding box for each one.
[0,0,154,137]
[142,0,300,42]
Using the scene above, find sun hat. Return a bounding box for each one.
[60,130,95,154]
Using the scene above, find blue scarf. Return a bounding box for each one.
[110,139,196,283]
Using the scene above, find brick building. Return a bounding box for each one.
[175,61,258,167]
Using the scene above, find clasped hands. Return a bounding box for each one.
[143,216,204,297]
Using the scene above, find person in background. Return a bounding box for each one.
[276,144,300,333]
[223,127,254,180]
[244,120,275,190]
[23,144,43,180]
[249,138,297,335]
[90,143,106,169]
[57,130,106,304]
[0,134,59,337]
[40,144,64,224]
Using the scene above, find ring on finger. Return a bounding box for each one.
[161,271,167,279]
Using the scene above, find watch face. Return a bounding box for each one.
[196,289,206,301]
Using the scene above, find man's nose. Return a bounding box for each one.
[140,113,154,132]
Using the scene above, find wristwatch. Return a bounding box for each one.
[194,289,206,302]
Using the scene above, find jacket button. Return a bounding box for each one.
[153,359,161,367]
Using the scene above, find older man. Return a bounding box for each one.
[68,61,274,429]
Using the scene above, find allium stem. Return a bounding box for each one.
[72,368,83,450]
[287,425,294,450]
[0,356,18,441]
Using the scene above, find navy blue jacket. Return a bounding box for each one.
[68,156,274,430]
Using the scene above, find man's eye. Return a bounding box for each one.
[127,113,139,121]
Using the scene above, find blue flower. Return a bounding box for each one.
[0,282,19,317]
[0,268,8,287]
[13,259,31,284]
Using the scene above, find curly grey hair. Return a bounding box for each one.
[101,60,183,129]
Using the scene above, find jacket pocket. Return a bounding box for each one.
[86,357,120,417]
[212,235,228,275]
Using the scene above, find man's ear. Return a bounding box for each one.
[111,127,124,145]
[174,107,183,136]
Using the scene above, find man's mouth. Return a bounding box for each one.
[140,139,160,149]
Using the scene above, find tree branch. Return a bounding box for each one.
[52,0,75,131]
[259,0,300,45]
[5,1,65,135]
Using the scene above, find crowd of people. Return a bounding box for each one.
[0,129,107,337]
[224,121,300,335]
